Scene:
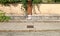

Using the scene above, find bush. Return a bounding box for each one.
[0,16,11,22]
[4,16,11,22]
[0,0,21,4]
[0,11,11,22]
[32,0,42,4]
[55,0,60,3]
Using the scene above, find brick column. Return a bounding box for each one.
[27,0,32,19]
[27,0,32,15]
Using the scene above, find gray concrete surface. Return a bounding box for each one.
[0,31,60,36]
[0,21,60,30]
[0,16,60,30]
[0,16,60,36]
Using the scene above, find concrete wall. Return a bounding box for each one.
[0,4,25,16]
[0,4,60,16]
[32,4,60,16]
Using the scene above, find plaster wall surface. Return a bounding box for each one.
[0,4,60,16]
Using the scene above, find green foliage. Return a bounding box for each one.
[55,0,60,2]
[0,16,11,22]
[21,0,42,11]
[21,0,27,10]
[0,11,11,22]
[0,0,42,4]
[0,0,21,4]
[32,0,42,4]
[0,0,60,4]
[0,0,42,11]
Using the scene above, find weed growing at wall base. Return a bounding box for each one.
[0,11,11,22]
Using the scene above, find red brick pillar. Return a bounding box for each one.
[27,0,32,19]
[27,0,32,15]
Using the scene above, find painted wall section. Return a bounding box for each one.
[0,4,60,16]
